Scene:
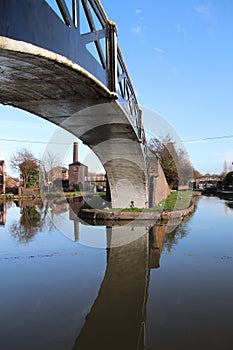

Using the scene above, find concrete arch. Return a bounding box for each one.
[0,38,148,207]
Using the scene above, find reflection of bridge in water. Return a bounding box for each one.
[72,223,166,350]
[68,201,167,349]
[2,198,176,348]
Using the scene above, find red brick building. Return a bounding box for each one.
[69,142,88,191]
[5,176,20,194]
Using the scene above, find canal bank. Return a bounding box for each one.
[1,190,200,223]
[78,191,199,223]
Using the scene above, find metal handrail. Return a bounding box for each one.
[53,0,146,150]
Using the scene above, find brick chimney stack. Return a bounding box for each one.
[73,142,78,163]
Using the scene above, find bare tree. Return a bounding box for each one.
[9,148,39,188]
[40,152,63,190]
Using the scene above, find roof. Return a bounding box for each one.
[69,161,87,167]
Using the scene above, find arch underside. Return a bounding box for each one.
[0,39,148,208]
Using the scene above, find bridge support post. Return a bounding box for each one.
[105,173,111,204]
[138,109,142,140]
[107,21,117,92]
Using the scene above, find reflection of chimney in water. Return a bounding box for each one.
[73,142,78,163]
[74,220,79,241]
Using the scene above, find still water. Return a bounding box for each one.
[0,196,233,350]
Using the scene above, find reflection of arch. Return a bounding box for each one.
[70,221,167,350]
[73,231,149,350]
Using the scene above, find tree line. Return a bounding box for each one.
[148,135,202,189]
[9,148,62,188]
[8,137,202,190]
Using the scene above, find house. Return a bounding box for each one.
[48,166,69,182]
[46,166,69,190]
[0,160,6,194]
[5,176,20,194]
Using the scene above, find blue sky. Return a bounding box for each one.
[1,0,233,176]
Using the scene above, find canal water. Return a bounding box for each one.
[0,195,232,349]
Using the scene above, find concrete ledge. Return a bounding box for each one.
[79,199,195,223]
[0,36,117,100]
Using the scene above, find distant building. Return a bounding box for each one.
[46,166,69,190]
[48,166,69,182]
[69,142,88,191]
[0,160,6,194]
[86,172,106,191]
[196,175,221,189]
[5,176,20,194]
[86,172,106,182]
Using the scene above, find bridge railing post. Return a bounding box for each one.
[106,21,118,92]
[138,108,142,140]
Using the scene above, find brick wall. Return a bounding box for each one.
[154,162,171,204]
[18,187,40,196]
[69,163,88,190]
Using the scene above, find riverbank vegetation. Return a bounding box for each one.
[120,190,198,212]
[148,136,200,190]
[0,190,85,202]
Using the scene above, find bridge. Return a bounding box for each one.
[0,0,170,208]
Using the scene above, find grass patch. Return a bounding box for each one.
[153,190,193,211]
[80,193,109,210]
[80,190,194,212]
[119,207,144,212]
[112,191,193,212]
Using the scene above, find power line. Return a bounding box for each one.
[1,133,233,145]
[181,134,233,143]
[0,138,72,145]
[161,134,233,144]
